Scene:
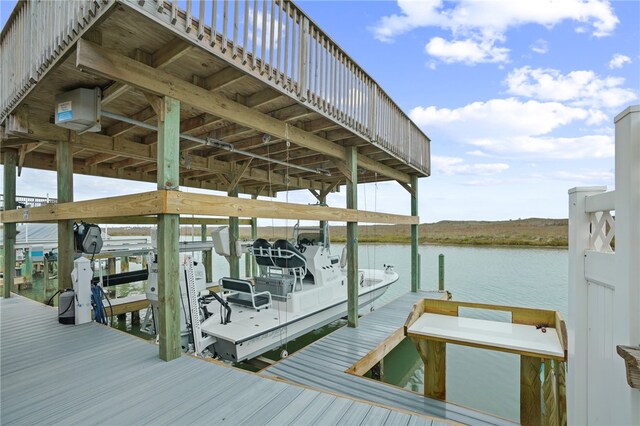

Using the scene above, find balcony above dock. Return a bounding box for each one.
[1,0,430,195]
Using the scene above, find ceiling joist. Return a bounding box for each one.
[75,39,411,184]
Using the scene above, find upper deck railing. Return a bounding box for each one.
[0,0,113,121]
[1,0,430,175]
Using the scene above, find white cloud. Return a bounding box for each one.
[547,170,614,183]
[608,53,632,69]
[432,156,509,175]
[371,0,618,64]
[470,135,614,159]
[411,98,589,139]
[411,98,614,160]
[425,36,509,64]
[505,66,638,111]
[530,39,548,54]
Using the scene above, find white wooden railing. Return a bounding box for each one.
[0,0,113,122]
[1,0,430,175]
[568,106,640,426]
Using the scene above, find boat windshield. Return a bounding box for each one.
[293,222,329,248]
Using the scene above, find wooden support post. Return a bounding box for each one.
[319,195,327,239]
[410,175,419,292]
[131,310,140,326]
[346,146,358,328]
[438,254,445,291]
[2,150,17,298]
[250,195,258,277]
[412,338,446,400]
[157,96,181,362]
[521,355,543,426]
[107,258,117,274]
[121,257,129,272]
[228,186,240,278]
[23,250,33,283]
[201,224,212,283]
[43,255,50,301]
[57,141,74,290]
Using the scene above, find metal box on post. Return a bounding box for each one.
[54,87,101,132]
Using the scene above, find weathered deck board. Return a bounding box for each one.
[264,291,517,426]
[0,295,450,425]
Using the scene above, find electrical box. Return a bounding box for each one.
[54,87,101,133]
[30,245,44,262]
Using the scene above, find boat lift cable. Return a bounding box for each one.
[101,111,331,177]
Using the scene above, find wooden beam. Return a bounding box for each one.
[151,38,192,68]
[57,140,74,291]
[397,179,416,197]
[346,146,358,328]
[102,38,192,106]
[157,96,181,362]
[75,40,411,184]
[331,159,352,182]
[205,66,245,90]
[308,188,321,201]
[111,158,148,169]
[320,180,340,199]
[19,121,323,191]
[227,159,253,192]
[17,141,43,176]
[11,151,275,198]
[3,150,17,298]
[84,152,119,167]
[0,192,164,223]
[1,190,418,225]
[81,216,251,225]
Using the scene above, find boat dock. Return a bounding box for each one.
[2,295,457,425]
[264,291,515,425]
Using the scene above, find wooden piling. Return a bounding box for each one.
[410,175,419,292]
[57,141,74,290]
[228,187,240,279]
[346,146,358,328]
[438,254,445,291]
[156,96,181,362]
[201,224,212,282]
[2,150,17,298]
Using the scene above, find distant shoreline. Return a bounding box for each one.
[106,218,569,248]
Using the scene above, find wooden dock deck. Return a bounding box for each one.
[264,291,516,426]
[1,295,455,425]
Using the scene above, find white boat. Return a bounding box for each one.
[145,223,398,362]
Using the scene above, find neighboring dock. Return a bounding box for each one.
[263,291,515,425]
[1,295,454,425]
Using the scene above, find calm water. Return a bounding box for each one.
[19,241,567,421]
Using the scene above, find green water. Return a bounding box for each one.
[15,243,567,421]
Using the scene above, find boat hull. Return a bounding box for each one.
[212,278,395,362]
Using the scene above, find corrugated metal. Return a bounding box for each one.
[265,291,517,426]
[0,295,447,425]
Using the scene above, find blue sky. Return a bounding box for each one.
[1,1,639,223]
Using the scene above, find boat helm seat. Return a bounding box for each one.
[252,238,274,266]
[272,239,306,269]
